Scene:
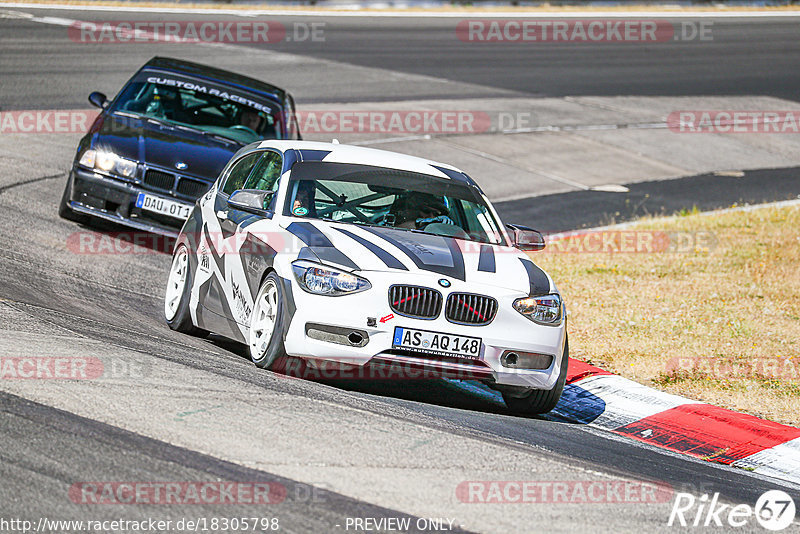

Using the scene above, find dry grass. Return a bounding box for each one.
[531,204,800,427]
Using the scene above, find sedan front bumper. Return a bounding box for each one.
[67,166,193,237]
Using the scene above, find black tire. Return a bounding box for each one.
[502,336,570,415]
[164,243,208,337]
[58,173,89,224]
[249,272,289,370]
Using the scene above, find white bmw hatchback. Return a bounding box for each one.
[165,140,568,414]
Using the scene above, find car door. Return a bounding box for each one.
[196,150,263,327]
[216,150,285,330]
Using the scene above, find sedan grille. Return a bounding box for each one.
[389,285,442,319]
[445,293,498,325]
[143,169,175,191]
[176,178,209,198]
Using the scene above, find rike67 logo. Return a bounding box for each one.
[668,490,796,530]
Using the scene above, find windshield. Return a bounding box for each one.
[284,162,507,245]
[109,78,283,145]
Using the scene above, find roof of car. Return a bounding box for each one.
[141,57,289,105]
[258,140,479,187]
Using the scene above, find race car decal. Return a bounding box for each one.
[239,233,277,302]
[203,223,226,276]
[299,149,332,161]
[198,244,211,274]
[195,276,245,342]
[360,226,466,281]
[231,281,253,325]
[428,164,476,186]
[519,258,551,296]
[144,75,276,115]
[334,228,408,271]
[477,244,496,273]
[286,222,360,270]
[279,276,297,342]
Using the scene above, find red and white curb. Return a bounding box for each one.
[555,360,800,485]
[450,358,800,486]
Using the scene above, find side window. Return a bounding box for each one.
[244,151,283,192]
[222,152,261,196]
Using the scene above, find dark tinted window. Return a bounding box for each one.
[244,151,283,192]
[222,152,261,196]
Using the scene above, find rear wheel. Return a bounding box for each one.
[164,243,207,337]
[58,174,89,224]
[502,337,570,415]
[249,272,289,370]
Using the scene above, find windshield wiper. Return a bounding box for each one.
[347,220,382,229]
[201,131,242,145]
[113,110,142,120]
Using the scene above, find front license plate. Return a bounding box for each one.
[392,327,482,359]
[136,192,192,220]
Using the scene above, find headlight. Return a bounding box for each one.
[79,149,138,178]
[291,260,371,296]
[78,149,96,168]
[513,294,563,325]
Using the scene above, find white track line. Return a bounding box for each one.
[2,2,800,18]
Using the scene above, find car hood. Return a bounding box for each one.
[90,113,241,181]
[283,220,553,296]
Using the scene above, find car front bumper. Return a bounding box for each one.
[66,166,195,238]
[281,269,567,390]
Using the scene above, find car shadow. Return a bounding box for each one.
[71,218,177,255]
[205,337,532,418]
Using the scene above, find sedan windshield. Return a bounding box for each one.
[284,162,507,245]
[109,78,283,145]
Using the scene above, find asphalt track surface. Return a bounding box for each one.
[1,7,800,533]
[2,9,800,109]
[495,166,800,233]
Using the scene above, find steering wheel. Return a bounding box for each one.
[370,210,395,226]
[229,125,259,137]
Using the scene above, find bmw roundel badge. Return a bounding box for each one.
[438,279,451,288]
[175,162,188,170]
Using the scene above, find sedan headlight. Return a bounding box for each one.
[291,260,371,296]
[513,294,563,325]
[79,149,138,178]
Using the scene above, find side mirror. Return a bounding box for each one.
[507,224,545,251]
[228,189,273,217]
[88,91,109,109]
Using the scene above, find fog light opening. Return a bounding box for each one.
[500,350,553,370]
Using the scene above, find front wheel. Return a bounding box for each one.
[249,272,289,370]
[502,336,570,415]
[164,243,207,337]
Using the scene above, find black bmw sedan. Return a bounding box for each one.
[59,56,300,236]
